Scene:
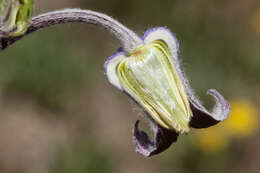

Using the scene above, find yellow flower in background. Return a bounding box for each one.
[196,125,228,152]
[195,100,258,152]
[251,9,260,36]
[225,100,258,137]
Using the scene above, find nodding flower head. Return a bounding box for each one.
[105,27,230,157]
[0,7,230,157]
[0,0,34,37]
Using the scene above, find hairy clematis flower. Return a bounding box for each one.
[0,8,230,157]
[105,27,230,157]
[0,0,34,37]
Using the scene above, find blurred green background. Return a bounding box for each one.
[0,0,260,173]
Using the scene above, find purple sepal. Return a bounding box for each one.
[133,120,179,157]
[189,89,230,128]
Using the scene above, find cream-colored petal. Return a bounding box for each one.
[117,41,192,133]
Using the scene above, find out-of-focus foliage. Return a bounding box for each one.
[0,29,93,110]
[50,139,115,173]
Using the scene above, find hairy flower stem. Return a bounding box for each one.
[0,9,143,53]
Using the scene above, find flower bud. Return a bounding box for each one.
[0,0,34,37]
